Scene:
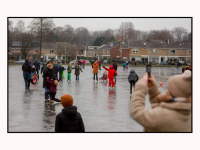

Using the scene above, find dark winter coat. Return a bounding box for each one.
[22,62,32,73]
[55,106,85,133]
[59,66,64,73]
[112,62,118,71]
[73,65,82,75]
[43,68,55,88]
[33,61,40,70]
[128,70,139,82]
[41,64,47,74]
[53,64,59,74]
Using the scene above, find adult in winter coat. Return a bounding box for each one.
[130,71,191,132]
[43,63,55,101]
[128,69,139,94]
[59,64,65,82]
[33,59,40,79]
[103,65,117,89]
[72,63,83,81]
[41,63,47,75]
[82,60,86,68]
[55,94,85,133]
[53,62,59,78]
[112,60,118,84]
[93,62,100,81]
[67,64,72,81]
[22,60,32,89]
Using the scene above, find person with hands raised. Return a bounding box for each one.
[130,71,191,132]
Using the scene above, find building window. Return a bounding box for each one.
[170,50,176,54]
[143,48,147,50]
[188,50,191,54]
[132,49,139,53]
[12,48,15,52]
[151,49,157,53]
[50,50,54,53]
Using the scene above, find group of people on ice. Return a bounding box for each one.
[21,58,192,133]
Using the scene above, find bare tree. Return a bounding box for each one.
[28,18,55,61]
[63,24,74,42]
[8,21,15,50]
[118,22,136,41]
[56,42,65,58]
[172,27,188,42]
[74,27,90,45]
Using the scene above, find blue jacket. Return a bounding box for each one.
[123,63,126,67]
[33,61,40,70]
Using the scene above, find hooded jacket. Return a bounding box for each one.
[128,70,139,82]
[93,62,100,73]
[55,106,85,132]
[130,83,191,132]
[104,65,117,79]
[22,62,32,72]
[47,78,58,92]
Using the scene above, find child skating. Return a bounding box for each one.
[128,69,139,94]
[103,65,117,91]
[67,64,72,81]
[73,62,83,82]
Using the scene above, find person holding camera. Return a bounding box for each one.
[130,71,191,132]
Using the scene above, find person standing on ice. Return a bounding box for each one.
[93,61,100,81]
[103,65,117,90]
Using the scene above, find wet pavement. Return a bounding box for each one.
[8,64,182,132]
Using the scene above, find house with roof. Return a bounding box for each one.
[96,41,119,60]
[120,40,191,64]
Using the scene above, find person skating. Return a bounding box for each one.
[22,60,32,89]
[43,63,55,101]
[72,62,83,82]
[41,63,47,75]
[130,71,191,132]
[45,76,60,103]
[134,60,137,67]
[93,61,100,81]
[122,62,126,71]
[58,64,65,82]
[33,59,40,80]
[53,62,59,79]
[55,94,85,133]
[27,67,36,88]
[101,70,108,82]
[82,60,86,68]
[128,69,139,94]
[112,60,118,84]
[103,65,117,90]
[67,64,72,81]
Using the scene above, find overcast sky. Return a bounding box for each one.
[9,18,191,32]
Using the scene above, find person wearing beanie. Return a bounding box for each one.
[55,94,85,133]
[128,69,139,94]
[43,63,55,101]
[130,71,191,132]
[22,59,32,89]
[103,65,117,90]
[45,76,60,103]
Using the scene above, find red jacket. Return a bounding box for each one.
[82,60,86,64]
[104,65,117,79]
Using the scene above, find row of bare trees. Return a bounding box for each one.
[8,19,191,61]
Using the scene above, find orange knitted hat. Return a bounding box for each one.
[61,94,73,107]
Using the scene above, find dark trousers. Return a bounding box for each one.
[130,81,136,93]
[36,69,39,79]
[28,79,35,88]
[94,73,98,80]
[114,74,116,84]
[59,72,63,82]
[45,91,60,102]
[23,72,29,88]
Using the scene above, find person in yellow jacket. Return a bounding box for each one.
[130,70,191,132]
[93,61,100,81]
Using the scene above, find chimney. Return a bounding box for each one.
[168,39,169,44]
